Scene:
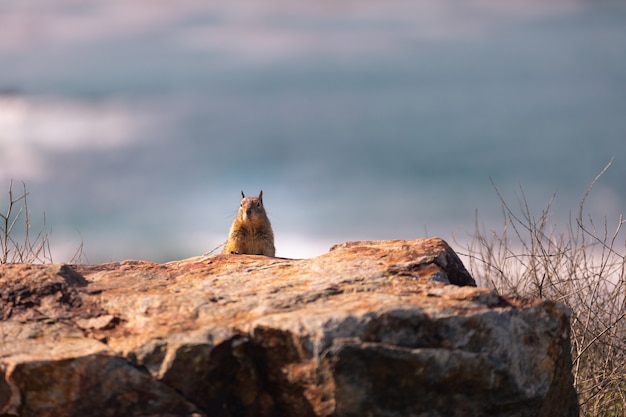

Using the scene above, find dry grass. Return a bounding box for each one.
[459,160,625,416]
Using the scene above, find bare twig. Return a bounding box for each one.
[203,241,226,256]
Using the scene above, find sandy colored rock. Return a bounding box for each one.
[0,238,577,417]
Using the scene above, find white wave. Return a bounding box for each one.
[0,95,147,182]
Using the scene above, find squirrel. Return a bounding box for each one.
[223,191,276,257]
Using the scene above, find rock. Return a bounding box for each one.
[0,238,578,417]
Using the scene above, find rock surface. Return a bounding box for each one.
[0,238,578,417]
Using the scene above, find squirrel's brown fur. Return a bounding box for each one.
[223,191,275,256]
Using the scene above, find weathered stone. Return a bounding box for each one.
[0,238,577,417]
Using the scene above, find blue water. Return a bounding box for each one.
[0,2,625,262]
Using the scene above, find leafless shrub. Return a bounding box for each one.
[1,180,53,264]
[459,159,625,416]
[1,180,87,264]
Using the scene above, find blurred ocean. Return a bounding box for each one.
[0,1,625,262]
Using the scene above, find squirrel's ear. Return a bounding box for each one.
[241,191,245,199]
[259,190,263,201]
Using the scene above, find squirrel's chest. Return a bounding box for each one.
[231,225,271,243]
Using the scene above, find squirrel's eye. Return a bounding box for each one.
[240,203,243,207]
[257,202,261,207]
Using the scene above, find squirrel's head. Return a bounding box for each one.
[239,191,266,223]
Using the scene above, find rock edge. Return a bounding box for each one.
[0,238,578,417]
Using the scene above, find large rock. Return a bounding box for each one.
[0,238,578,417]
